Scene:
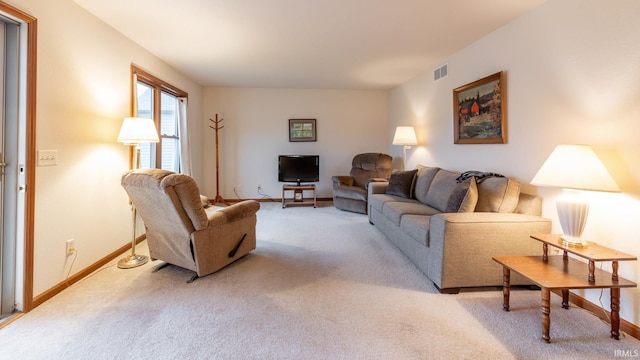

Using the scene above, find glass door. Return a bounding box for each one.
[0,16,23,319]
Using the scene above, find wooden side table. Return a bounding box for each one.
[282,184,316,208]
[493,234,637,343]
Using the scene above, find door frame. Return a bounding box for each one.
[0,1,36,314]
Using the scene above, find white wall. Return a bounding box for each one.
[390,0,640,326]
[11,0,203,296]
[201,87,388,200]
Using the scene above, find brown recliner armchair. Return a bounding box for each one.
[332,153,392,214]
[121,168,259,282]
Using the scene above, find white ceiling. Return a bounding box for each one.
[73,0,546,90]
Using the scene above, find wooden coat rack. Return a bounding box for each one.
[209,114,229,205]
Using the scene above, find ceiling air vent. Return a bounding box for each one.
[434,64,448,81]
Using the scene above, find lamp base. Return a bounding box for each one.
[117,254,149,269]
[556,190,589,247]
[560,235,588,247]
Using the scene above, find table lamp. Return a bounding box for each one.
[530,144,620,246]
[116,117,159,268]
[392,126,418,169]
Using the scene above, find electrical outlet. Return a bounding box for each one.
[66,239,75,256]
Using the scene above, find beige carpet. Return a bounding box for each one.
[1,201,638,359]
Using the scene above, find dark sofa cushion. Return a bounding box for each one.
[445,177,478,213]
[385,169,418,198]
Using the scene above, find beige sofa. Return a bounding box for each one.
[368,165,551,293]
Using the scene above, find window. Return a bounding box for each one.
[132,66,187,172]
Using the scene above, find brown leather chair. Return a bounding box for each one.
[121,168,259,282]
[331,153,392,214]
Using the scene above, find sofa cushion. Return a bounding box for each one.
[400,214,431,247]
[414,166,440,204]
[445,177,478,213]
[382,201,440,226]
[385,169,418,198]
[475,177,521,213]
[424,169,461,213]
[369,193,416,213]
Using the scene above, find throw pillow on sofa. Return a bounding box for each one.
[474,177,521,213]
[424,169,461,212]
[385,169,418,198]
[445,177,478,212]
[413,165,440,203]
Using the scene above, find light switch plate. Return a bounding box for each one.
[37,150,57,166]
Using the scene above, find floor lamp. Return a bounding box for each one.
[392,126,418,170]
[116,117,160,269]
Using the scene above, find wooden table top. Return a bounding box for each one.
[492,255,637,290]
[530,234,637,262]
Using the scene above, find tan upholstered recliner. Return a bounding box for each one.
[121,168,260,281]
[331,153,392,214]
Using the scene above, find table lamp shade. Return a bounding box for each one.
[531,144,620,245]
[530,145,619,192]
[117,117,160,145]
[392,126,418,146]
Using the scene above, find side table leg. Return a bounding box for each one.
[611,287,621,340]
[562,289,569,309]
[588,260,595,283]
[502,267,510,311]
[541,287,551,343]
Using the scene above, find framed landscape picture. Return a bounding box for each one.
[453,71,506,144]
[289,119,316,142]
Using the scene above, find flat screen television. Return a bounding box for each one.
[278,155,319,185]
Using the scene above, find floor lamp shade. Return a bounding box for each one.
[393,126,417,169]
[392,126,418,147]
[531,144,620,245]
[117,117,160,145]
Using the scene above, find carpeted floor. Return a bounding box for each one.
[0,201,638,359]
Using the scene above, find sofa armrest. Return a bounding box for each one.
[332,175,354,187]
[368,181,389,195]
[207,200,260,227]
[427,212,552,290]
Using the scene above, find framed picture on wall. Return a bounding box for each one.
[289,119,316,142]
[453,71,506,144]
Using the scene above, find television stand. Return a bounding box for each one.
[282,184,316,208]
